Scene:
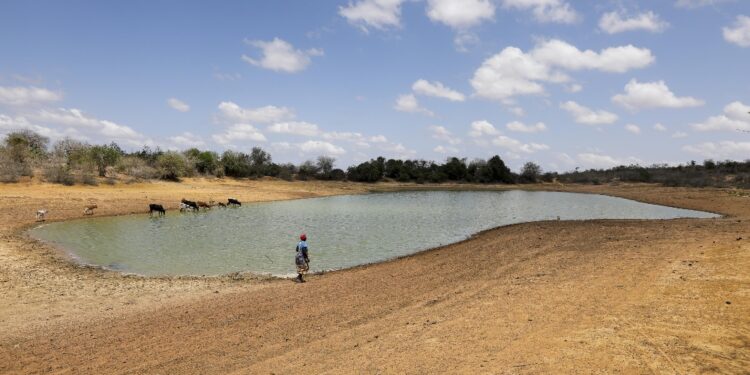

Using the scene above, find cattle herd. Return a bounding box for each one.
[34,198,242,221]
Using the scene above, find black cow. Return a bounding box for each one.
[149,203,166,216]
[227,198,241,207]
[181,198,199,211]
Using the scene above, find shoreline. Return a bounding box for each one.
[20,187,722,280]
[1,180,748,373]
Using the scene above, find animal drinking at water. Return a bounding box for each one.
[149,204,166,216]
[83,204,98,216]
[227,198,241,207]
[180,198,199,211]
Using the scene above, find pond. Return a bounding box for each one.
[29,190,718,277]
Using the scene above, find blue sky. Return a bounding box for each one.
[1,0,749,172]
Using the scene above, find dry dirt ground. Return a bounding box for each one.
[0,179,748,374]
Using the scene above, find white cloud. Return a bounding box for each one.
[692,101,750,131]
[509,106,525,116]
[672,131,688,138]
[241,38,322,73]
[531,39,655,73]
[468,120,501,137]
[434,145,460,154]
[298,140,346,156]
[470,46,564,101]
[501,0,580,24]
[167,98,190,112]
[612,79,704,110]
[212,124,267,145]
[723,15,750,47]
[453,31,480,52]
[675,0,731,8]
[0,114,73,140]
[412,79,466,101]
[471,39,653,102]
[394,94,434,116]
[339,0,405,31]
[654,123,667,132]
[577,153,642,169]
[560,101,618,125]
[369,135,388,143]
[36,108,100,127]
[168,132,205,147]
[0,86,62,106]
[218,102,295,123]
[491,135,549,153]
[566,84,583,93]
[322,131,367,142]
[599,11,668,34]
[426,0,495,29]
[683,141,750,159]
[556,152,576,167]
[267,121,321,137]
[377,142,417,159]
[429,125,461,144]
[506,121,547,133]
[33,108,150,146]
[625,124,641,134]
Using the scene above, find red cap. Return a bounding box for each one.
[300,234,307,241]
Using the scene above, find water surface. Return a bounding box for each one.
[30,191,717,277]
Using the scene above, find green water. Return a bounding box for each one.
[29,190,717,277]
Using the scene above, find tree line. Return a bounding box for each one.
[0,129,747,188]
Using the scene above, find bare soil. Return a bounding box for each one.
[0,179,748,374]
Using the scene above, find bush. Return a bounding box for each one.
[221,150,251,177]
[89,143,123,177]
[2,131,47,177]
[519,162,542,183]
[297,160,319,181]
[44,163,75,186]
[0,148,25,182]
[116,156,159,180]
[156,151,189,181]
[81,170,98,186]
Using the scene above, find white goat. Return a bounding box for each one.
[36,210,47,222]
[83,203,98,216]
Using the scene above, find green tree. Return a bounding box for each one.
[221,150,251,177]
[520,162,542,183]
[194,150,220,175]
[316,155,335,179]
[442,157,468,181]
[249,147,272,176]
[157,151,189,181]
[482,155,514,183]
[89,143,123,176]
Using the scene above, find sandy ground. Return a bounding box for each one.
[0,179,748,373]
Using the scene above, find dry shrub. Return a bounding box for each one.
[44,163,75,186]
[80,170,98,186]
[116,156,158,180]
[0,149,25,182]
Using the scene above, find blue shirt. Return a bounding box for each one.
[297,240,309,259]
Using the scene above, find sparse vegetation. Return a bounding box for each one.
[1,130,748,188]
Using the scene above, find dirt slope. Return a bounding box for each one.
[0,181,748,373]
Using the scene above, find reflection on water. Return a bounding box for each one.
[30,191,717,277]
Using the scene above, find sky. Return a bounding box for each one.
[1,0,749,172]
